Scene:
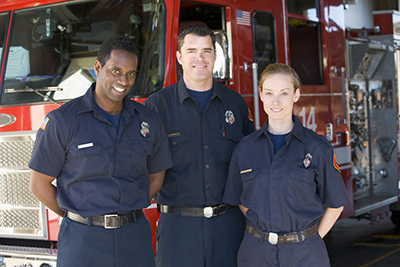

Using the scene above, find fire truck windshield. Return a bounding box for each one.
[0,0,165,105]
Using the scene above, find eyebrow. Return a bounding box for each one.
[262,87,291,91]
[185,47,214,52]
[112,66,137,73]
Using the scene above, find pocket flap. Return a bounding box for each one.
[288,167,315,185]
[70,141,103,156]
[132,141,153,155]
[240,168,260,182]
[168,131,191,147]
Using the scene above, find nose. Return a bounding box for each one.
[118,74,128,86]
[195,52,204,61]
[272,94,280,105]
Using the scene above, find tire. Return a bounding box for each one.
[390,210,400,227]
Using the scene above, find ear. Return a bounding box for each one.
[94,60,101,76]
[294,88,300,103]
[176,50,182,65]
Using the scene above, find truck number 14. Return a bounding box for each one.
[299,106,317,132]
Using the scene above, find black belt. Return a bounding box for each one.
[246,222,318,245]
[66,210,143,229]
[158,204,233,218]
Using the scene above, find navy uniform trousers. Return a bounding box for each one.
[57,216,156,267]
[237,231,330,267]
[155,206,245,267]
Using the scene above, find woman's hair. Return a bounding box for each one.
[258,63,302,91]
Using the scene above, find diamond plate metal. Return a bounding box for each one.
[0,131,45,238]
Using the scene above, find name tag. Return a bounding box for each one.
[240,168,252,174]
[77,143,93,149]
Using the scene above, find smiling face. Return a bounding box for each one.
[259,73,300,124]
[94,49,137,114]
[176,34,215,90]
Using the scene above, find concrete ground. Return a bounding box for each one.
[325,217,400,267]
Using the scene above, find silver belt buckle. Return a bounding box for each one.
[104,214,120,229]
[268,232,278,245]
[203,207,213,218]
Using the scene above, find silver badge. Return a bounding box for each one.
[303,153,312,168]
[141,121,150,137]
[225,110,235,125]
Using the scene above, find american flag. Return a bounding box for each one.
[236,10,251,26]
[40,117,49,130]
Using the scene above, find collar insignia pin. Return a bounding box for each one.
[141,121,150,137]
[303,153,312,168]
[225,110,235,125]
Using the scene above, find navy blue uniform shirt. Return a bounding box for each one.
[29,84,172,217]
[223,115,349,232]
[144,79,254,206]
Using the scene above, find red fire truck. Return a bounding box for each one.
[0,0,399,265]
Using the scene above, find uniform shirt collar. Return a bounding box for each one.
[177,78,222,105]
[258,115,305,143]
[78,83,138,116]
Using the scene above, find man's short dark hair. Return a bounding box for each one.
[97,35,139,66]
[177,24,215,52]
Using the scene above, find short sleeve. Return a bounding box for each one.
[28,111,67,177]
[223,147,242,205]
[146,115,173,174]
[317,147,350,208]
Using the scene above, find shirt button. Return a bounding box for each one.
[204,145,208,149]
[205,164,210,169]
[206,184,210,188]
[204,126,208,130]
[172,141,177,145]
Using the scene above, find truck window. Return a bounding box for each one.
[252,11,276,78]
[288,18,323,85]
[177,2,230,83]
[287,0,319,20]
[0,0,165,105]
[0,13,8,60]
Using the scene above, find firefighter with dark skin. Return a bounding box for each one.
[144,24,254,267]
[223,63,350,267]
[29,35,172,266]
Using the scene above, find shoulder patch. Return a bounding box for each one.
[40,117,49,130]
[248,108,254,122]
[333,153,341,173]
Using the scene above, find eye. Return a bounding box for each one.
[112,69,120,74]
[128,72,136,78]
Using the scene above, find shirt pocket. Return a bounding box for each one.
[286,166,318,207]
[168,131,191,168]
[68,141,105,178]
[131,140,154,172]
[240,168,260,206]
[219,129,243,163]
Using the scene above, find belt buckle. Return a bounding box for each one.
[104,214,120,229]
[268,232,278,245]
[203,207,213,218]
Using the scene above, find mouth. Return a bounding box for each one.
[113,86,126,93]
[271,108,283,113]
[193,65,207,69]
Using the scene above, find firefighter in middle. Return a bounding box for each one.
[144,24,255,267]
[223,63,349,267]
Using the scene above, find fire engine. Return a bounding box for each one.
[0,0,399,265]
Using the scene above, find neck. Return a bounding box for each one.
[94,95,123,115]
[268,118,294,135]
[183,76,213,92]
